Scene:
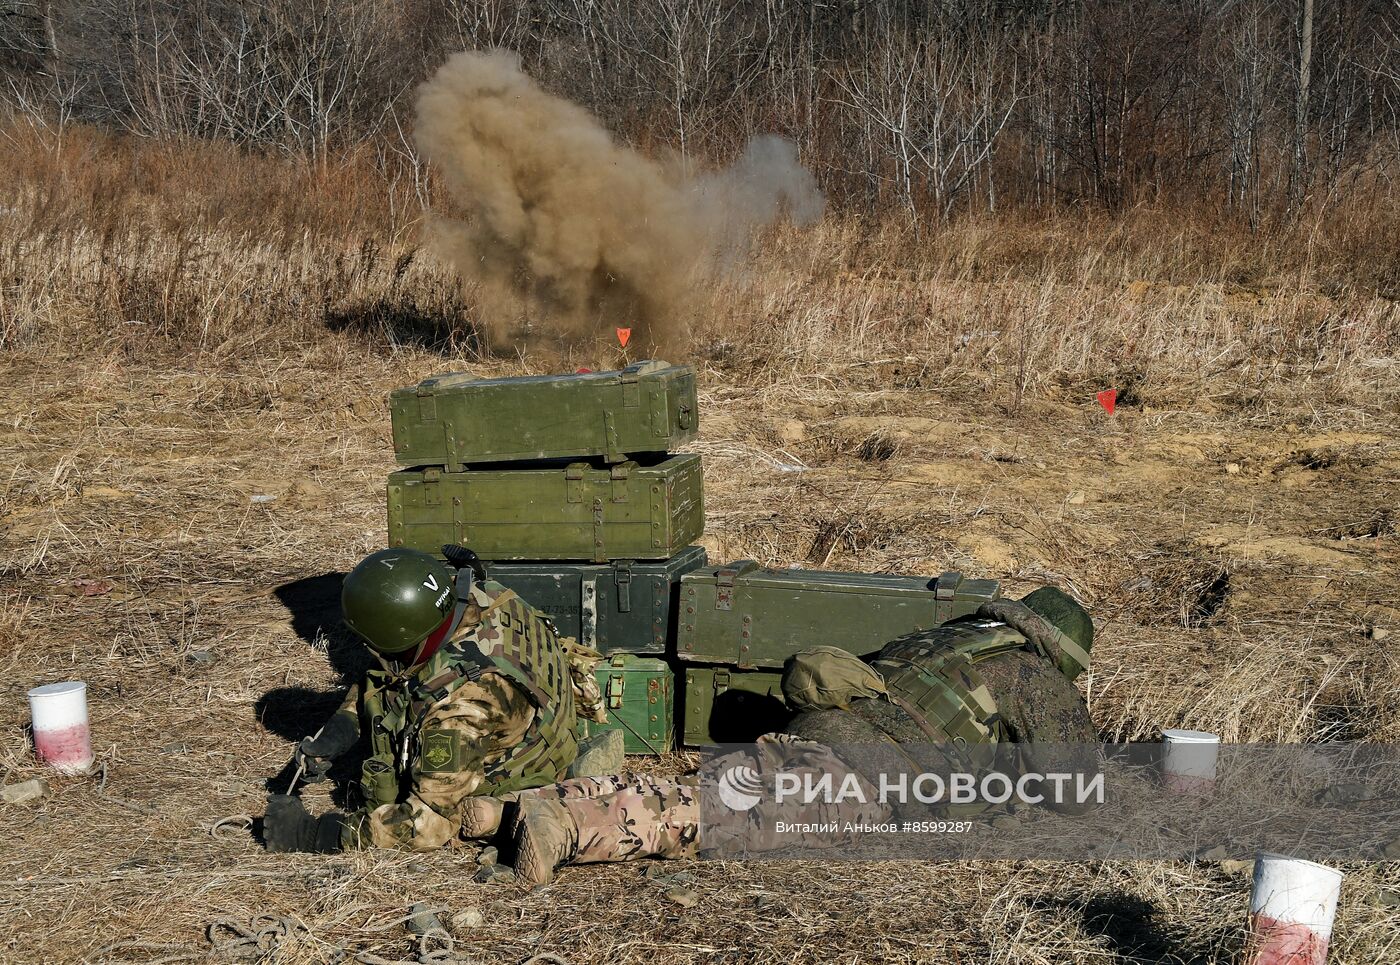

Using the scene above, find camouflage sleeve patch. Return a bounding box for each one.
[405,677,533,820]
[563,640,608,724]
[419,729,462,773]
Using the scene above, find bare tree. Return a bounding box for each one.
[833,20,1019,224]
[1292,0,1314,201]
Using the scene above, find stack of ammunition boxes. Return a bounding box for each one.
[387,361,706,754]
[386,362,1005,753]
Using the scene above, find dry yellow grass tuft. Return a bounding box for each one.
[1,124,1398,962]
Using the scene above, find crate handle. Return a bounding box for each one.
[933,570,963,600]
[715,560,759,587]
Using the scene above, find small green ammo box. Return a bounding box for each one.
[471,547,707,654]
[390,361,698,471]
[387,455,704,563]
[588,654,675,755]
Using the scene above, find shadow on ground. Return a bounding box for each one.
[1027,892,1229,964]
[261,573,371,805]
[272,572,367,681]
[324,298,483,356]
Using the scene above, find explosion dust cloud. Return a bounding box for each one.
[413,50,822,356]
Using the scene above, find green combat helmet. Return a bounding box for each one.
[1016,586,1093,680]
[342,548,457,656]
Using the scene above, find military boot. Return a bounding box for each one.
[460,795,510,839]
[512,781,701,883]
[510,797,579,885]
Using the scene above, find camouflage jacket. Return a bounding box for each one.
[336,581,606,850]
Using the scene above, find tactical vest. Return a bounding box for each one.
[870,619,1048,747]
[357,583,579,808]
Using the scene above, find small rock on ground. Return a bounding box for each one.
[2,779,49,805]
[451,906,484,931]
[665,886,699,908]
[473,864,516,885]
[406,902,445,936]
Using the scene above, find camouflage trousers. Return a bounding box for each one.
[701,736,894,855]
[518,774,701,864]
[508,737,894,868]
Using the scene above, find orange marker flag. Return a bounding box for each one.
[616,327,632,348]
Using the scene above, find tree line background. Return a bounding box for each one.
[1,0,1398,232]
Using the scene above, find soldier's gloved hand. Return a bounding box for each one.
[263,795,347,853]
[294,713,358,784]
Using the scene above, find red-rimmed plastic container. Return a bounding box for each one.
[1161,727,1219,794]
[1249,854,1343,965]
[28,681,94,774]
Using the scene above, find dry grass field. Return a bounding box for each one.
[2,127,1399,963]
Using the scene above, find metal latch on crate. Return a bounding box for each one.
[607,655,626,709]
[610,462,631,503]
[714,560,758,611]
[619,371,641,408]
[566,463,586,504]
[416,389,437,423]
[421,467,442,507]
[615,561,633,612]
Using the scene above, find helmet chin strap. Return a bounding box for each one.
[406,596,472,668]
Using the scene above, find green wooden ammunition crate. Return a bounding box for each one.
[390,361,698,470]
[682,666,789,746]
[387,455,704,562]
[467,547,708,655]
[675,562,1000,668]
[588,654,675,755]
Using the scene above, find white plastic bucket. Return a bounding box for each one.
[1161,728,1219,793]
[1248,853,1342,965]
[28,681,94,775]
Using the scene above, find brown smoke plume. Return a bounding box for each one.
[413,50,822,356]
